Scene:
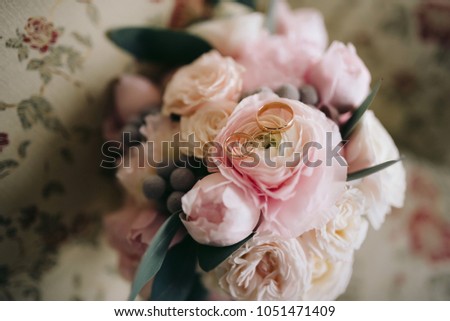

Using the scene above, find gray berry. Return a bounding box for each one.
[167,191,184,213]
[156,161,177,179]
[299,85,319,106]
[170,168,196,192]
[143,175,166,200]
[276,84,300,100]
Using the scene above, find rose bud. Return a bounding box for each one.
[181,173,261,246]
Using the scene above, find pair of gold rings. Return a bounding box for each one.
[225,102,295,158]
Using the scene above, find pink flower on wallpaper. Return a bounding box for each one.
[409,207,450,263]
[22,17,59,53]
[0,133,9,152]
[417,0,450,47]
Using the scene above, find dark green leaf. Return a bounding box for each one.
[341,80,382,140]
[198,234,253,272]
[236,0,256,9]
[150,236,197,301]
[347,159,402,182]
[128,212,182,301]
[18,140,31,158]
[186,274,209,301]
[0,159,19,179]
[106,27,213,65]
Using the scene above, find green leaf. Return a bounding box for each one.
[71,32,92,48]
[27,59,44,70]
[347,159,402,182]
[5,38,22,49]
[264,0,277,34]
[128,212,182,301]
[106,27,213,65]
[341,80,382,140]
[198,234,253,272]
[0,101,16,111]
[236,0,256,9]
[39,67,52,84]
[0,159,19,179]
[16,96,69,138]
[150,236,197,301]
[186,273,209,301]
[18,140,31,158]
[86,3,100,25]
[18,45,29,62]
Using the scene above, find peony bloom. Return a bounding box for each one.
[180,100,235,159]
[210,234,311,300]
[162,50,244,116]
[22,16,59,52]
[214,91,347,237]
[115,75,161,124]
[345,111,406,229]
[181,173,260,246]
[302,187,369,261]
[306,41,371,109]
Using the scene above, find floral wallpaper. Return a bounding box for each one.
[0,0,449,300]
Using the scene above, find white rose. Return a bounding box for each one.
[180,101,235,159]
[212,234,312,300]
[345,111,406,229]
[302,252,354,301]
[187,12,264,57]
[302,187,369,261]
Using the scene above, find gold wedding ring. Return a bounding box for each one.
[224,132,255,158]
[256,102,294,133]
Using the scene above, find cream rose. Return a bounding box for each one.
[211,234,311,300]
[180,100,235,159]
[302,252,354,301]
[302,187,369,261]
[345,111,406,229]
[162,51,244,116]
[181,173,261,246]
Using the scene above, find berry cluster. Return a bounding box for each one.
[142,155,209,215]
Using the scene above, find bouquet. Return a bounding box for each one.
[103,0,406,301]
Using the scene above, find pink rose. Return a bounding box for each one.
[115,75,161,123]
[214,91,347,237]
[23,17,59,53]
[277,2,328,51]
[181,173,261,246]
[162,50,244,116]
[306,41,371,109]
[345,111,406,229]
[236,34,323,93]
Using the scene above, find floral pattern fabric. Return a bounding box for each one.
[0,0,449,300]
